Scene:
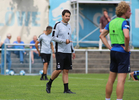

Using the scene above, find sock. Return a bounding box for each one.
[41,73,44,78]
[117,99,122,100]
[48,78,53,86]
[44,74,47,78]
[105,98,110,100]
[64,83,69,92]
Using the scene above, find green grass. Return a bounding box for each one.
[0,74,139,100]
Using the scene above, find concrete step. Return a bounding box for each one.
[10,63,43,68]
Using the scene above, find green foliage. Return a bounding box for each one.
[0,74,139,100]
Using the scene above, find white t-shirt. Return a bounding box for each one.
[37,33,52,54]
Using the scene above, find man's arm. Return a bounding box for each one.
[123,29,130,52]
[71,42,75,59]
[104,13,111,22]
[99,17,102,33]
[30,42,32,49]
[99,23,102,33]
[50,42,55,53]
[0,42,4,47]
[35,41,40,56]
[52,24,67,43]
[99,29,112,50]
[50,42,55,58]
[107,17,111,22]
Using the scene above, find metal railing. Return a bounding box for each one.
[1,44,139,75]
[1,43,53,75]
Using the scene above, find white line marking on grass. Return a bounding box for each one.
[0,99,25,100]
[65,77,139,82]
[0,85,45,87]
[68,77,107,80]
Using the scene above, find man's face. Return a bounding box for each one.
[47,29,52,34]
[33,36,37,42]
[103,11,108,17]
[62,12,70,23]
[8,36,11,39]
[125,8,131,19]
[17,37,21,43]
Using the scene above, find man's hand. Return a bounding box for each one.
[121,45,130,52]
[38,50,40,56]
[100,29,102,33]
[104,13,108,18]
[24,52,26,55]
[72,53,75,59]
[52,54,55,58]
[66,39,72,44]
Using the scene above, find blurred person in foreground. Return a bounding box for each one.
[99,1,131,100]
[30,35,40,64]
[35,26,55,80]
[13,36,26,64]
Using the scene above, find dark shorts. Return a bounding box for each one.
[110,51,130,73]
[56,52,72,70]
[40,53,51,64]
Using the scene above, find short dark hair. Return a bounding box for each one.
[46,26,52,30]
[62,9,71,16]
[103,10,107,12]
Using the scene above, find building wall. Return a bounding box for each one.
[0,0,49,43]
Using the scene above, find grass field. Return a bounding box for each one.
[0,73,139,100]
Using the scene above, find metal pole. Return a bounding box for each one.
[4,44,6,75]
[77,0,79,47]
[50,53,53,75]
[73,1,76,35]
[29,50,31,74]
[130,0,133,49]
[85,50,88,74]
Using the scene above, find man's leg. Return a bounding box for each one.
[106,71,117,99]
[40,62,48,80]
[63,69,69,92]
[63,69,75,93]
[19,51,24,63]
[46,70,62,93]
[7,53,12,70]
[116,73,127,99]
[1,53,4,74]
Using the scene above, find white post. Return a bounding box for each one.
[4,44,6,75]
[85,50,88,74]
[50,53,53,75]
[77,0,79,47]
[29,50,31,74]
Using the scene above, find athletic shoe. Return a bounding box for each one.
[45,77,48,80]
[46,83,51,93]
[63,89,76,94]
[40,77,44,80]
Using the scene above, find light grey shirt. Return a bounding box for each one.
[4,38,11,54]
[52,21,75,53]
[4,38,10,44]
[37,33,52,54]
